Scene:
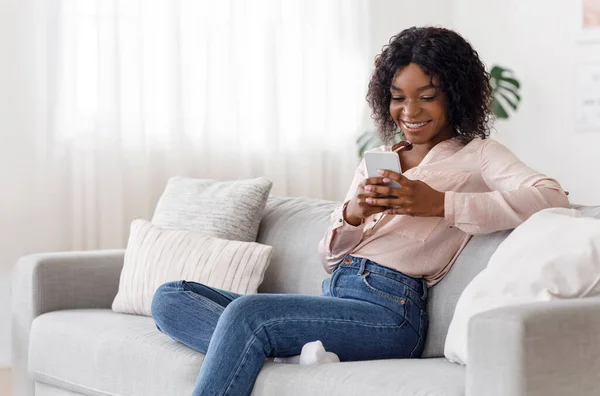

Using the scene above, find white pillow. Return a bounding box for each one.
[112,220,274,316]
[152,176,272,242]
[445,208,600,365]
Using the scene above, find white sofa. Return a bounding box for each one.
[12,196,600,395]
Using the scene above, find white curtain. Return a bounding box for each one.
[2,0,372,252]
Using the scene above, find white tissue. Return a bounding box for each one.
[273,340,340,364]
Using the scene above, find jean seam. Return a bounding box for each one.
[409,310,426,358]
[409,335,423,359]
[221,332,261,396]
[182,280,238,305]
[181,286,225,313]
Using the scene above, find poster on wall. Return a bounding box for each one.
[575,64,600,133]
[579,0,600,41]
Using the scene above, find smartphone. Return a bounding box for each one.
[364,151,402,188]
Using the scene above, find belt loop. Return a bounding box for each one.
[422,279,428,299]
[358,257,368,275]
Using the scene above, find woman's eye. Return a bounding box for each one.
[391,97,405,101]
[420,96,435,101]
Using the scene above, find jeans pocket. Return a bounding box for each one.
[361,272,406,304]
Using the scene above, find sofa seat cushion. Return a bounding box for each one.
[29,310,202,396]
[255,358,465,396]
[29,310,465,396]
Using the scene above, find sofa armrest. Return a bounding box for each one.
[466,298,600,396]
[11,249,125,396]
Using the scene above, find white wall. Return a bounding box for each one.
[368,0,453,57]
[453,0,600,205]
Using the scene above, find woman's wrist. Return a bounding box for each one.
[343,203,363,226]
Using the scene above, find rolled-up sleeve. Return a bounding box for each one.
[317,160,367,273]
[444,139,570,235]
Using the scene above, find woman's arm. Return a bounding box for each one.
[444,139,570,235]
[317,160,367,273]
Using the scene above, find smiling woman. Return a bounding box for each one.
[367,27,492,146]
[388,64,454,146]
[150,26,570,396]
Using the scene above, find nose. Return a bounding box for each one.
[402,100,421,119]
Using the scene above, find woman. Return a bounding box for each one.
[151,27,570,395]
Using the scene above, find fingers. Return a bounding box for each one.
[365,177,413,197]
[376,169,410,185]
[362,176,392,186]
[382,206,415,216]
[364,196,402,207]
[364,184,397,196]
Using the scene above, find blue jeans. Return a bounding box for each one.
[151,254,429,396]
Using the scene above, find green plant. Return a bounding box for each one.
[489,65,521,119]
[356,64,521,157]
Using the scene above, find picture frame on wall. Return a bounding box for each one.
[578,0,600,42]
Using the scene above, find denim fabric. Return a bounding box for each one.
[151,254,428,396]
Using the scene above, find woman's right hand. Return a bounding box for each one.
[344,177,395,226]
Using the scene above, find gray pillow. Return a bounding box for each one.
[151,176,273,242]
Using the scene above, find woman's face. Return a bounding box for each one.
[388,63,454,145]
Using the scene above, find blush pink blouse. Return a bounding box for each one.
[317,138,570,286]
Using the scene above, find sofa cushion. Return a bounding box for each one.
[257,196,337,295]
[29,310,202,396]
[254,357,464,396]
[29,310,465,396]
[422,230,512,358]
[152,176,272,242]
[112,220,273,316]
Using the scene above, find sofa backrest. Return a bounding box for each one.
[257,196,333,296]
[256,196,600,358]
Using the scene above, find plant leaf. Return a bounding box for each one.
[497,85,521,102]
[499,77,520,89]
[498,92,518,110]
[490,64,522,119]
[492,98,509,119]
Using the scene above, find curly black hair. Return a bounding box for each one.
[366,27,493,145]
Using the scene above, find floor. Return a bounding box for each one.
[0,368,11,396]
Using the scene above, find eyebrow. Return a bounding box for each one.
[390,84,436,92]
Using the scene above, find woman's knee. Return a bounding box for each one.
[219,294,270,328]
[151,280,185,327]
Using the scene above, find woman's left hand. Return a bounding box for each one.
[364,169,446,217]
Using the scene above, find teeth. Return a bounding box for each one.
[404,121,428,129]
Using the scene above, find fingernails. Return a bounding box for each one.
[383,178,391,183]
[366,198,373,204]
[365,185,372,191]
[377,169,384,175]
